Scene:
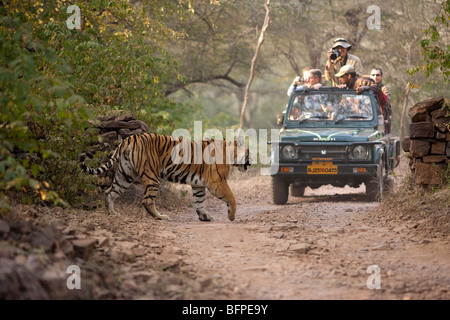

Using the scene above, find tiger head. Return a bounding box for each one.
[231,139,252,172]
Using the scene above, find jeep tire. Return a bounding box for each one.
[272,176,289,205]
[366,160,384,202]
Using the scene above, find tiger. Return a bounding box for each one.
[80,132,251,221]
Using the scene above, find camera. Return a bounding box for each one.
[330,49,340,61]
[294,76,305,83]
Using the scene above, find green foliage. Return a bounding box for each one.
[34,0,192,131]
[0,0,199,210]
[0,11,95,210]
[407,0,449,87]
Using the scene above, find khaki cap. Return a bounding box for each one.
[335,65,356,77]
[332,38,352,50]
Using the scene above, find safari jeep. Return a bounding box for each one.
[270,87,400,204]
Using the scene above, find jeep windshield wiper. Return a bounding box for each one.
[310,115,329,119]
[335,116,369,124]
[299,115,328,123]
[298,118,309,124]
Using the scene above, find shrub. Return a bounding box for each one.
[0,1,198,211]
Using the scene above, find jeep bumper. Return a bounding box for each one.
[271,162,378,187]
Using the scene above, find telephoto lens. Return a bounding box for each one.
[330,49,340,60]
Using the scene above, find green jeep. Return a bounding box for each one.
[270,87,400,204]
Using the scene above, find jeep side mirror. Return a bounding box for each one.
[277,114,284,127]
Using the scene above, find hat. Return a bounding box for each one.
[332,38,352,50]
[335,65,356,77]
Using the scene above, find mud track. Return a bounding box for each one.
[4,167,448,300]
[158,177,449,300]
[62,169,449,300]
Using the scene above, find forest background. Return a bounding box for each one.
[0,0,448,209]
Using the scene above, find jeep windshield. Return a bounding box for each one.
[287,91,374,125]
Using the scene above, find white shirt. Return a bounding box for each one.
[287,83,322,96]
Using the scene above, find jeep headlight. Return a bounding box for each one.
[350,145,369,160]
[281,145,297,159]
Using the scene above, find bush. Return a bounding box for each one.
[0,1,198,211]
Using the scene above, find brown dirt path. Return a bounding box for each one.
[1,167,449,300]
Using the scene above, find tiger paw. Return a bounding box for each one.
[107,210,121,217]
[158,214,170,221]
[196,210,212,222]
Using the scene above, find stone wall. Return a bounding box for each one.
[96,114,149,146]
[402,96,449,185]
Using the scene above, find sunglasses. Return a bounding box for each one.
[371,74,381,77]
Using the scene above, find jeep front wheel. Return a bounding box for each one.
[366,160,384,202]
[272,176,289,205]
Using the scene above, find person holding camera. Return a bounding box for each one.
[287,67,311,96]
[287,68,322,96]
[325,38,363,86]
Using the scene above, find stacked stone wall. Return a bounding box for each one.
[402,96,449,185]
[96,114,149,146]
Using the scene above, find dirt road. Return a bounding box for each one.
[2,169,449,300]
[66,170,449,300]
[153,174,449,300]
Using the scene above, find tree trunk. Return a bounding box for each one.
[239,0,271,130]
[400,85,410,139]
[400,37,420,138]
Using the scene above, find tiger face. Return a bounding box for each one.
[230,140,252,172]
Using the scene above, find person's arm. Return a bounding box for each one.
[355,78,379,93]
[324,50,337,82]
[287,76,302,96]
[382,85,391,103]
[287,83,295,96]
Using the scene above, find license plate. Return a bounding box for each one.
[307,161,338,174]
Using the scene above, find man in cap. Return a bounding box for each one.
[325,38,363,86]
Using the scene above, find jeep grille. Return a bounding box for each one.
[299,146,347,160]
